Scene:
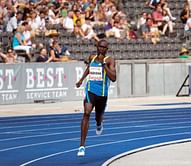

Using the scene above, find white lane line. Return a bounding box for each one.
[0,131,76,142]
[1,112,191,130]
[0,108,190,123]
[0,125,79,135]
[102,138,191,166]
[1,120,191,140]
[0,114,82,122]
[0,117,82,126]
[1,125,191,152]
[0,120,191,142]
[0,113,190,132]
[19,132,191,166]
[0,121,80,130]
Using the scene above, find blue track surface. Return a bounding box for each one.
[0,107,191,166]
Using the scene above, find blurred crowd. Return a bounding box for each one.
[0,0,191,63]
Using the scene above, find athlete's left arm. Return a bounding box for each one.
[103,58,116,82]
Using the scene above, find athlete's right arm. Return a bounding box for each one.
[76,66,89,88]
[76,55,93,88]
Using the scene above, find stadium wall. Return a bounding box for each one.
[0,60,190,105]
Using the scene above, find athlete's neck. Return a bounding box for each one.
[97,54,105,62]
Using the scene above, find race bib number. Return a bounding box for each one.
[89,66,103,81]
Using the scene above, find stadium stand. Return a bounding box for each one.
[0,0,189,61]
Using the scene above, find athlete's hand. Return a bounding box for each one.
[76,80,82,88]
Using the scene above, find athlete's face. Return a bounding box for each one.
[97,41,108,56]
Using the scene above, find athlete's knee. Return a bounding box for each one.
[83,111,91,119]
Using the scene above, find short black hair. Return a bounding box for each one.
[98,39,108,46]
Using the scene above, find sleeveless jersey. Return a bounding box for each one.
[85,55,110,97]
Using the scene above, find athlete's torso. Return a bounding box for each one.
[86,55,110,96]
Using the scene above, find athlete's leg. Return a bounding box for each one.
[80,102,93,147]
[78,103,93,156]
[95,96,107,125]
[80,92,95,146]
[78,92,95,156]
[95,96,107,135]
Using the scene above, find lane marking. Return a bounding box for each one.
[1,112,191,129]
[102,138,191,166]
[1,120,191,141]
[1,125,191,152]
[19,132,191,166]
[0,108,190,122]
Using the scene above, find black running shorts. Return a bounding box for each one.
[84,91,108,115]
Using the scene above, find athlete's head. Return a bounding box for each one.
[97,39,108,56]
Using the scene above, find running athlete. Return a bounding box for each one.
[76,39,116,157]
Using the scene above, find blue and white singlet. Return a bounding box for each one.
[85,55,110,97]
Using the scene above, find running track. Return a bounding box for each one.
[0,106,191,166]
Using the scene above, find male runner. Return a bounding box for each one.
[76,39,116,156]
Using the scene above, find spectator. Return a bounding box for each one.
[137,12,148,37]
[22,21,34,47]
[81,18,100,41]
[105,20,121,38]
[6,11,23,32]
[179,47,190,59]
[81,0,91,11]
[84,3,96,22]
[19,1,35,20]
[152,4,163,22]
[71,3,81,13]
[0,0,8,20]
[119,17,131,39]
[73,10,84,26]
[105,5,119,21]
[12,25,32,61]
[47,30,59,45]
[0,47,17,64]
[152,5,164,31]
[147,17,160,44]
[63,10,74,33]
[59,2,69,19]
[35,11,47,33]
[184,15,191,36]
[146,0,160,9]
[111,0,125,12]
[36,47,49,62]
[180,2,190,24]
[48,30,71,57]
[28,10,39,33]
[74,19,85,38]
[105,14,125,39]
[47,3,60,25]
[160,1,176,21]
[140,18,151,39]
[0,0,8,32]
[47,40,70,62]
[187,0,191,11]
[3,3,14,33]
[161,9,174,36]
[94,4,107,24]
[101,0,114,14]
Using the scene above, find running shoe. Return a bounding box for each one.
[77,146,85,157]
[96,123,103,135]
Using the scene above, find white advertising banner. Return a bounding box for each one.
[0,62,117,104]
